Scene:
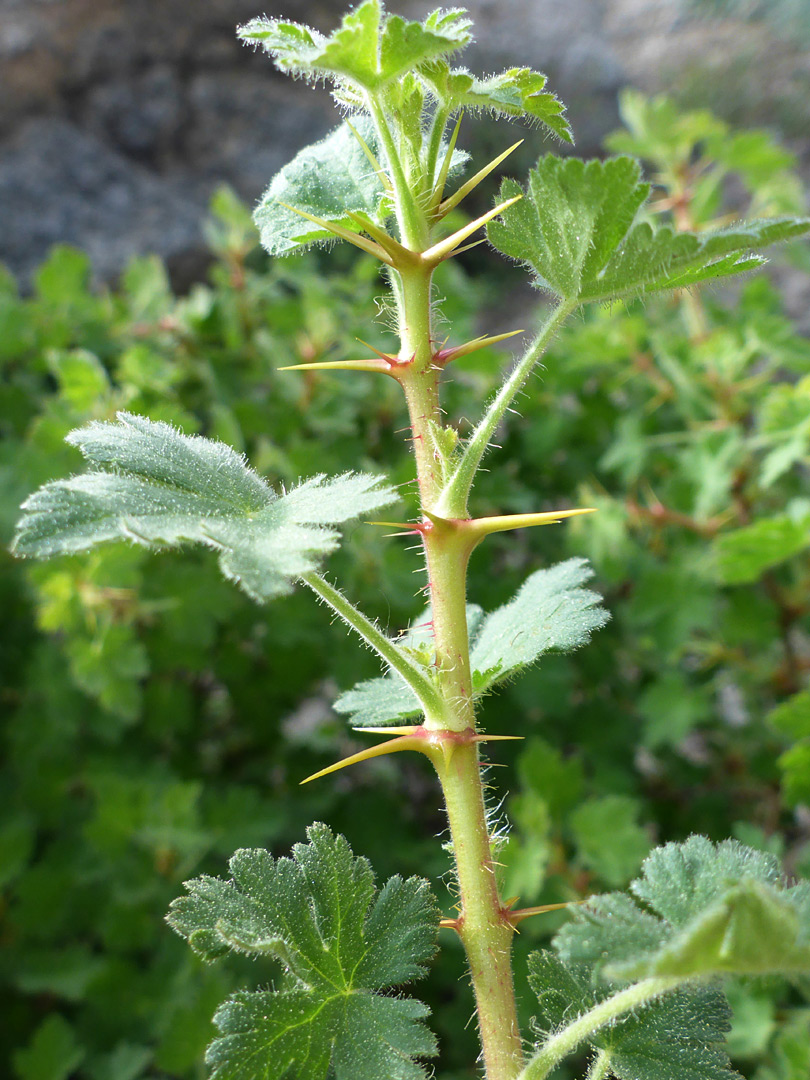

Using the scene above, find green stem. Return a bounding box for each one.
[518,976,685,1080]
[367,97,426,249]
[300,572,445,719]
[585,1049,612,1080]
[437,299,577,518]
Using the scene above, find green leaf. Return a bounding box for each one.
[555,836,810,982]
[12,1015,85,1080]
[529,952,735,1080]
[335,558,607,726]
[254,118,390,257]
[713,514,810,584]
[167,823,439,1080]
[423,63,572,141]
[769,691,810,741]
[12,413,397,603]
[569,796,651,888]
[487,154,810,305]
[469,557,609,693]
[238,3,471,92]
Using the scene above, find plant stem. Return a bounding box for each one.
[438,299,577,518]
[585,1049,612,1080]
[300,572,445,718]
[394,262,523,1077]
[518,976,684,1080]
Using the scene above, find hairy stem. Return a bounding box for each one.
[300,572,445,719]
[438,299,577,517]
[519,976,685,1080]
[585,1049,613,1080]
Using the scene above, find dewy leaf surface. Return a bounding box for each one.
[336,558,607,726]
[12,413,397,602]
[254,118,389,257]
[529,952,736,1080]
[555,836,810,982]
[167,823,439,1080]
[487,155,810,305]
[238,3,471,92]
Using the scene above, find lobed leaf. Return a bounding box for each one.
[529,952,735,1080]
[238,3,471,93]
[254,118,390,257]
[713,512,810,584]
[422,63,572,141]
[487,154,810,305]
[336,558,607,726]
[12,413,397,602]
[168,823,439,1080]
[555,836,810,982]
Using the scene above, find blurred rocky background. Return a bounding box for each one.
[1,0,808,285]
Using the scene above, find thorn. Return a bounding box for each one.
[438,140,524,218]
[345,119,392,191]
[440,916,463,931]
[278,358,393,374]
[355,338,399,365]
[351,726,423,736]
[421,195,523,265]
[431,114,463,211]
[508,899,587,925]
[277,202,394,265]
[300,731,430,784]
[434,329,525,366]
[346,212,413,264]
[464,507,597,543]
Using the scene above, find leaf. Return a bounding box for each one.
[167,823,439,1080]
[12,413,397,603]
[555,836,810,982]
[768,691,810,741]
[422,63,572,142]
[469,557,609,693]
[529,952,735,1080]
[569,796,651,887]
[335,558,607,727]
[238,3,471,92]
[487,154,810,305]
[254,118,390,257]
[12,1015,85,1080]
[713,514,810,584]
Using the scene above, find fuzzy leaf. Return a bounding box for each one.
[239,3,471,92]
[555,836,810,982]
[167,823,439,1080]
[529,952,735,1080]
[469,558,609,693]
[423,63,572,141]
[12,413,397,602]
[336,559,607,727]
[487,155,810,305]
[254,118,390,257]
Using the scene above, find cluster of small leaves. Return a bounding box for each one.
[335,558,608,727]
[167,824,439,1080]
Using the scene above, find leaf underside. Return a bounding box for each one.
[335,557,608,727]
[487,154,810,306]
[12,413,397,602]
[167,823,439,1080]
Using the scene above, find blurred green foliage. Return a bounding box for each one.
[2,99,810,1078]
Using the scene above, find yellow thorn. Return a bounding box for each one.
[351,726,423,736]
[438,140,524,218]
[278,358,392,374]
[466,507,597,541]
[277,202,394,266]
[346,212,413,263]
[431,114,463,211]
[436,329,525,364]
[355,337,397,363]
[509,899,587,924]
[300,733,429,784]
[421,195,523,265]
[345,119,392,191]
